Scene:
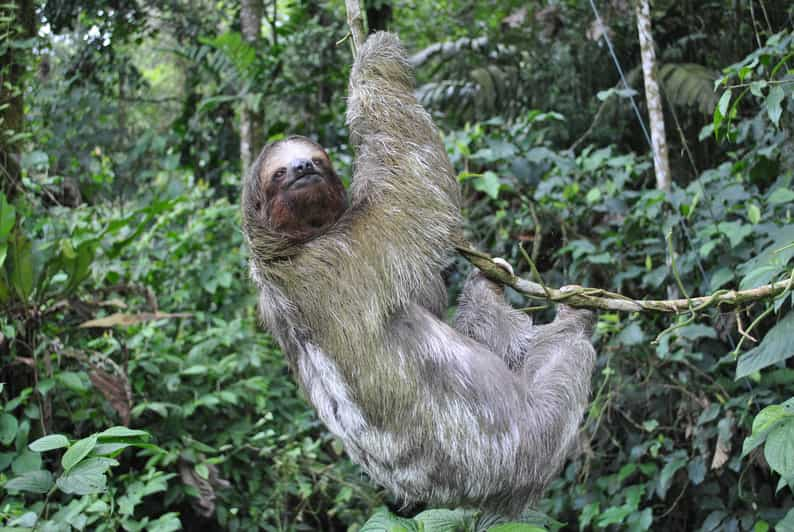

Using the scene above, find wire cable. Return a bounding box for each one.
[587,0,653,149]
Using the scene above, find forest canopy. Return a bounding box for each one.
[1,1,793,531]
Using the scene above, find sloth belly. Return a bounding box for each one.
[295,338,534,512]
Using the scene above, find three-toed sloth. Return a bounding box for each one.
[242,32,596,516]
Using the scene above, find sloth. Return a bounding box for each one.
[241,32,596,516]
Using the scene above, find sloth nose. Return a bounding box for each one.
[290,158,315,177]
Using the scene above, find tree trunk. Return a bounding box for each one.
[635,0,670,192]
[0,0,36,200]
[365,0,392,33]
[240,0,265,175]
[636,0,677,298]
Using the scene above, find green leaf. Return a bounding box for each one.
[656,453,688,499]
[580,502,600,530]
[56,457,116,495]
[57,371,90,392]
[61,434,98,471]
[8,232,34,301]
[97,426,150,440]
[0,192,15,242]
[764,419,794,481]
[776,508,794,532]
[3,470,53,493]
[11,449,40,475]
[596,506,632,527]
[714,89,732,133]
[616,322,645,346]
[474,171,501,200]
[768,188,794,205]
[360,508,418,532]
[488,525,547,532]
[736,313,794,379]
[586,188,602,204]
[0,413,19,445]
[29,434,70,452]
[415,509,472,532]
[742,399,794,457]
[747,203,761,224]
[766,85,784,127]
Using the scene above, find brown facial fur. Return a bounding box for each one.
[254,137,347,240]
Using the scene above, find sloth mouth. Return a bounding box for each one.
[288,173,322,189]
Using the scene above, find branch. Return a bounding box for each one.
[455,244,793,314]
[344,0,365,53]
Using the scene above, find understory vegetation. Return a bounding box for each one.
[1,1,792,531]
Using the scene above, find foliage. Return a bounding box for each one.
[358,507,556,532]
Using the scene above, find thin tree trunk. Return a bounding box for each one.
[240,0,265,175]
[0,0,36,200]
[636,0,670,191]
[636,0,677,299]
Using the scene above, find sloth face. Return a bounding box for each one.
[253,136,348,240]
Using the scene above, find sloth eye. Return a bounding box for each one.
[273,168,286,180]
[312,157,323,166]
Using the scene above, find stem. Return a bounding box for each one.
[455,243,794,314]
[344,0,365,54]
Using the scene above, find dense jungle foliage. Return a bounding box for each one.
[1,1,793,530]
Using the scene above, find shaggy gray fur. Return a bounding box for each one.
[242,31,596,516]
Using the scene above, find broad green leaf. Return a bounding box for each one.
[7,511,38,528]
[597,506,632,528]
[474,171,501,200]
[97,426,150,440]
[195,463,209,480]
[768,188,794,205]
[29,434,70,452]
[742,400,794,457]
[0,413,18,445]
[656,453,688,499]
[488,525,547,532]
[776,508,794,532]
[580,502,600,530]
[736,313,794,379]
[764,419,794,481]
[0,192,15,241]
[714,89,732,133]
[360,509,417,532]
[3,470,53,493]
[57,371,90,392]
[56,459,111,495]
[415,509,472,532]
[61,434,98,471]
[8,233,34,301]
[747,203,761,224]
[11,450,41,475]
[709,267,734,291]
[616,322,645,346]
[766,85,784,127]
[688,456,707,485]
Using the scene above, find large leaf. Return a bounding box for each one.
[56,457,117,495]
[3,470,53,494]
[97,426,150,440]
[736,313,794,379]
[61,435,98,471]
[0,413,18,445]
[8,232,34,301]
[29,434,70,453]
[360,509,418,532]
[764,419,794,484]
[0,192,15,245]
[415,509,472,532]
[742,399,794,457]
